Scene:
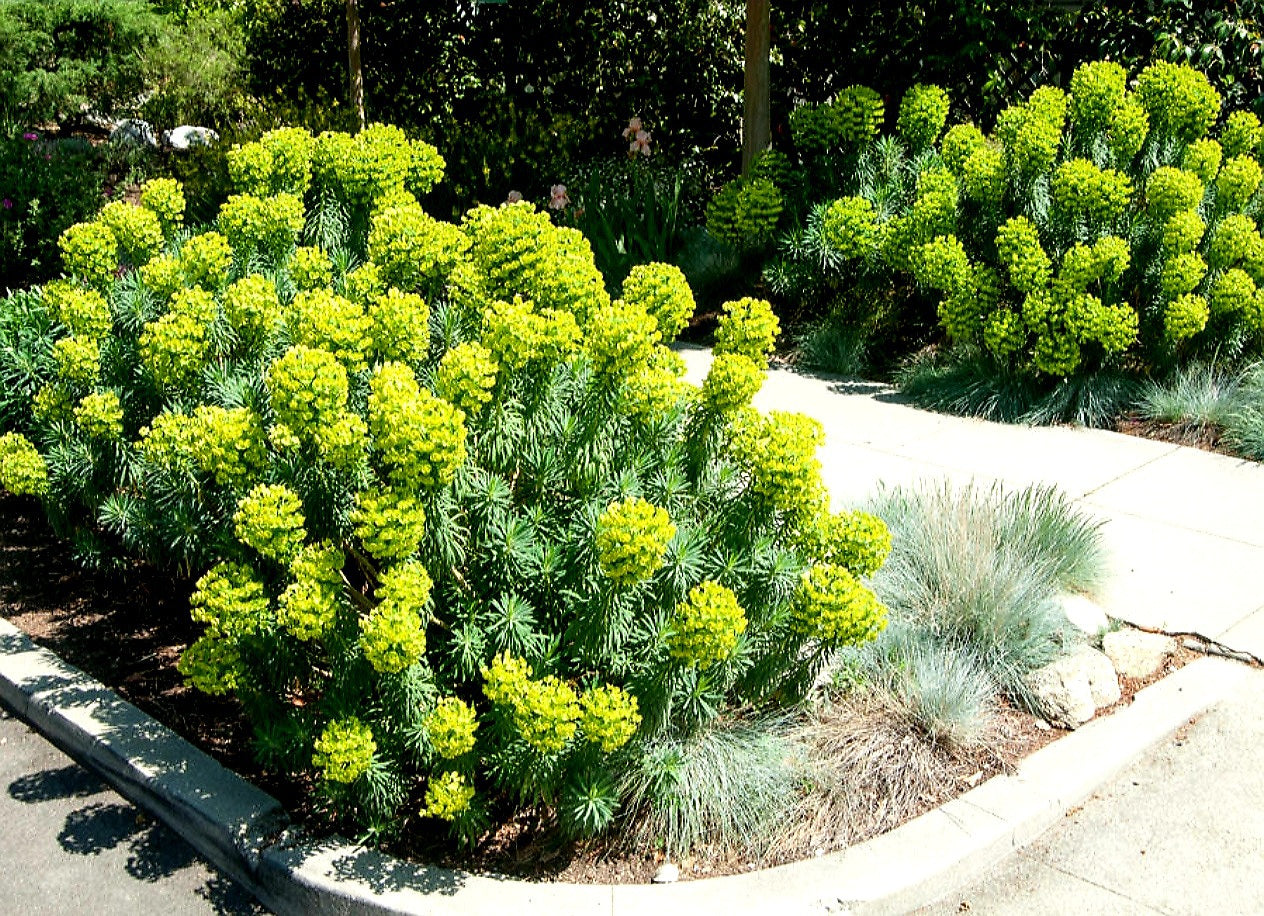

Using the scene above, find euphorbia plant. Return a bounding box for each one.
[0,126,891,845]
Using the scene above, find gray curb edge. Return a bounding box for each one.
[0,615,1249,915]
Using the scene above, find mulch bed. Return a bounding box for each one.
[0,490,1197,885]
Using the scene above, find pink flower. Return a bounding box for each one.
[22,132,37,141]
[1,199,12,210]
[629,129,652,158]
[506,190,524,204]
[549,184,570,210]
[622,117,643,140]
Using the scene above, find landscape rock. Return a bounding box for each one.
[1026,645,1121,729]
[164,125,219,150]
[1103,629,1177,680]
[651,862,680,884]
[1059,593,1110,636]
[110,119,158,148]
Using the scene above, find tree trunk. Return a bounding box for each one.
[346,0,366,132]
[741,0,771,175]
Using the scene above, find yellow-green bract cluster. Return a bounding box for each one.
[595,497,676,586]
[361,560,431,673]
[421,771,475,821]
[620,262,694,339]
[729,409,825,519]
[666,580,748,668]
[790,563,888,646]
[1135,60,1221,143]
[898,84,951,151]
[312,717,376,784]
[706,177,783,249]
[482,653,581,755]
[425,697,479,759]
[0,433,48,497]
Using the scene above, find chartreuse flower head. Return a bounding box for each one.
[701,351,764,415]
[52,337,100,388]
[376,559,434,620]
[266,345,349,445]
[139,178,185,238]
[139,254,182,302]
[1069,60,1127,130]
[941,124,989,174]
[139,287,218,391]
[1051,159,1133,223]
[1164,293,1210,343]
[73,391,124,440]
[1135,61,1221,143]
[705,177,783,249]
[898,83,951,151]
[286,289,373,373]
[579,684,641,752]
[436,342,498,417]
[0,433,48,497]
[1209,268,1257,317]
[287,246,332,291]
[368,287,430,365]
[1222,111,1263,159]
[177,632,244,696]
[234,483,306,564]
[822,196,879,259]
[1217,156,1263,211]
[422,771,475,821]
[369,200,470,294]
[790,564,888,646]
[178,231,234,290]
[1107,94,1150,165]
[223,274,281,343]
[360,593,427,674]
[595,497,676,586]
[667,580,747,668]
[43,282,111,340]
[620,262,695,340]
[190,561,271,637]
[367,362,468,490]
[622,347,692,422]
[97,201,163,265]
[424,697,479,759]
[729,409,826,518]
[995,217,1052,293]
[313,717,376,784]
[1162,210,1206,255]
[1207,213,1259,270]
[1183,139,1223,184]
[713,297,779,362]
[584,300,660,378]
[480,652,581,755]
[799,509,892,577]
[352,488,426,561]
[278,542,345,641]
[218,193,305,256]
[58,221,117,288]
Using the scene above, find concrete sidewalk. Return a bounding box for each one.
[2,350,1262,914]
[0,703,263,915]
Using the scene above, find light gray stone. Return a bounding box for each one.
[1025,645,1121,729]
[1059,594,1110,637]
[165,125,219,150]
[110,118,157,148]
[1102,628,1177,680]
[652,863,680,884]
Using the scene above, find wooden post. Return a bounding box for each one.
[742,0,771,176]
[347,0,366,132]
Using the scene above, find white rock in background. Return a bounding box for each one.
[651,862,680,884]
[110,118,158,148]
[1025,644,1121,729]
[1103,629,1177,680]
[164,125,219,150]
[1059,593,1110,636]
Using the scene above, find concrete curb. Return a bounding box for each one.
[0,614,1248,915]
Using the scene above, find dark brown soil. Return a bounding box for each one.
[0,491,1196,885]
[1112,414,1240,458]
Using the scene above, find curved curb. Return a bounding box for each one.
[0,614,1248,915]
